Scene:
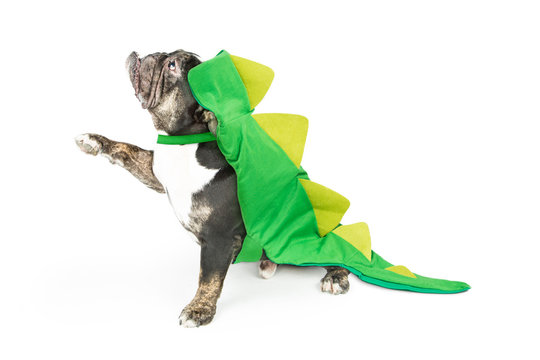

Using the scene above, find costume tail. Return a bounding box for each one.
[252,113,470,293]
[322,223,470,294]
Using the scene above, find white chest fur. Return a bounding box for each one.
[153,143,218,232]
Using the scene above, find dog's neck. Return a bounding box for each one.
[155,122,228,170]
[154,121,209,136]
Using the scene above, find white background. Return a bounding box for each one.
[1,0,539,359]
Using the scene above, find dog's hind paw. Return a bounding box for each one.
[75,133,103,156]
[258,260,278,279]
[179,304,216,328]
[320,271,350,295]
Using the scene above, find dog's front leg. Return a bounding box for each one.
[179,239,236,328]
[75,133,164,193]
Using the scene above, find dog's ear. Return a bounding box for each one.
[194,106,218,136]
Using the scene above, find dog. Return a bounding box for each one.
[75,49,351,327]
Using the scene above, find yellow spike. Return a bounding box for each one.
[332,222,372,261]
[386,265,417,278]
[252,113,308,167]
[230,55,274,109]
[299,179,350,237]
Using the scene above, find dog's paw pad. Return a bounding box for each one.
[179,305,215,328]
[258,260,278,279]
[75,134,102,156]
[320,274,350,295]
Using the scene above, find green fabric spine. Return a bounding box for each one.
[185,50,470,294]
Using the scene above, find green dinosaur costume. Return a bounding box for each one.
[159,50,470,294]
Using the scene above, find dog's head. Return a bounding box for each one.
[126,49,214,135]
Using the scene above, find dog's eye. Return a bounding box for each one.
[168,61,176,71]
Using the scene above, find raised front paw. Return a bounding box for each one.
[179,303,216,328]
[75,133,104,156]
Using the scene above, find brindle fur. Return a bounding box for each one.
[259,260,277,274]
[322,266,351,294]
[76,134,164,193]
[76,49,351,327]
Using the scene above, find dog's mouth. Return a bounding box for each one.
[126,51,143,102]
[126,51,164,110]
[131,59,141,97]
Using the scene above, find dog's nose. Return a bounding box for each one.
[125,51,139,71]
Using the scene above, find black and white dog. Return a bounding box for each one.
[76,49,351,327]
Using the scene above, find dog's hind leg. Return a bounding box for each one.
[320,266,350,295]
[258,251,278,279]
[75,133,164,193]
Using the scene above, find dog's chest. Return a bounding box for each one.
[153,143,218,233]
